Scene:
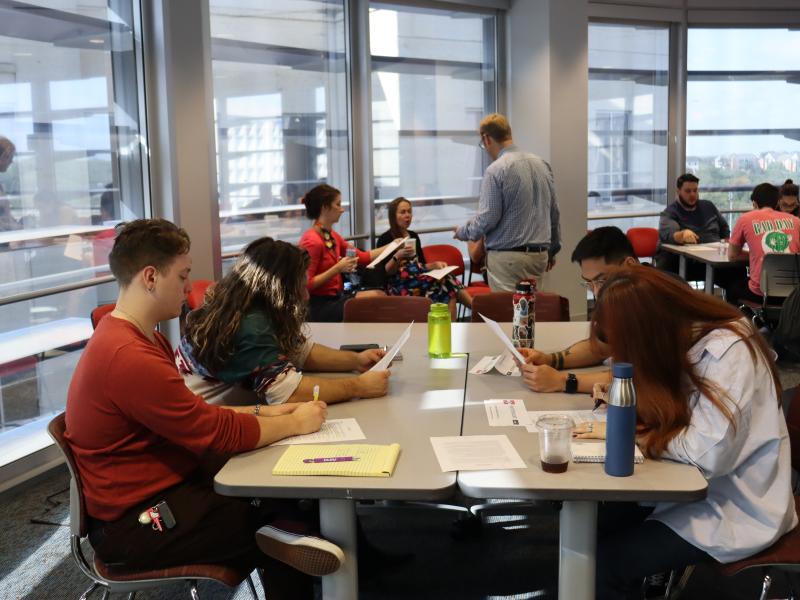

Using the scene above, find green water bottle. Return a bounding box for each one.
[427,303,451,358]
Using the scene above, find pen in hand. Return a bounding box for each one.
[313,384,320,403]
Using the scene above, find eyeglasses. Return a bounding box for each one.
[579,277,607,292]
[477,135,486,150]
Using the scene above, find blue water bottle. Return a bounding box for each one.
[605,362,636,477]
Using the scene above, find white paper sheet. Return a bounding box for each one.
[525,409,607,433]
[369,322,413,371]
[63,234,85,261]
[484,399,532,427]
[430,435,527,472]
[271,418,365,446]
[469,351,520,377]
[366,236,409,268]
[478,313,525,363]
[424,265,458,280]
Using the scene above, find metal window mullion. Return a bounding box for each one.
[347,0,374,248]
[668,18,687,199]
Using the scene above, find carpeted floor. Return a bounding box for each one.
[0,464,796,600]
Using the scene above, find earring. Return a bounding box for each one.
[148,287,155,294]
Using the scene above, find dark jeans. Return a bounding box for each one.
[596,502,712,600]
[308,293,348,322]
[89,458,314,599]
[726,276,764,306]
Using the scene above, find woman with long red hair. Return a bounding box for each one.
[573,265,797,599]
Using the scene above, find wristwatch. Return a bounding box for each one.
[565,373,578,394]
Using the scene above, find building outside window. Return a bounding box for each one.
[209,0,350,259]
[687,28,800,228]
[588,22,669,232]
[369,3,497,257]
[0,0,146,462]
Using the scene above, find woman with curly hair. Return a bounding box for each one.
[571,265,796,600]
[377,197,472,317]
[177,237,390,406]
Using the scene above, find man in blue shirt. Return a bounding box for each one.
[454,113,561,291]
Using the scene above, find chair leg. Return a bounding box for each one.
[246,574,259,599]
[100,590,110,600]
[189,580,200,600]
[758,573,772,600]
[126,593,136,600]
[78,582,100,600]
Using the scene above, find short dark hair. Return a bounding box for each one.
[303,184,340,220]
[751,182,780,209]
[676,173,699,189]
[781,179,799,198]
[571,226,635,265]
[109,219,191,287]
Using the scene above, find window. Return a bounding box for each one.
[687,28,800,225]
[0,1,146,458]
[209,0,350,256]
[369,3,497,252]
[588,22,670,231]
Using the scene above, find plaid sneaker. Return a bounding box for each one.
[256,525,345,577]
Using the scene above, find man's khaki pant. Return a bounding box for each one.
[486,250,549,292]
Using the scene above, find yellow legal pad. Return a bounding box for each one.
[272,443,402,477]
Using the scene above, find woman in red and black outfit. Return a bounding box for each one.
[299,184,392,322]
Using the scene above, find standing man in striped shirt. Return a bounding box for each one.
[454,113,561,291]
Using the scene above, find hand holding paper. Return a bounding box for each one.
[367,236,408,269]
[479,314,525,363]
[370,322,413,371]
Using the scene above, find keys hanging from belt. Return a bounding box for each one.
[137,500,176,532]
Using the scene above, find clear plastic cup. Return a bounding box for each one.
[536,414,574,473]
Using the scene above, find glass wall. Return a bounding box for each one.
[687,28,800,226]
[369,3,496,255]
[587,22,669,231]
[0,0,145,457]
[209,0,350,255]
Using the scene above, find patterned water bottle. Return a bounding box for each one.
[512,280,535,348]
[605,362,637,477]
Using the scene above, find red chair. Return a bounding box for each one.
[90,303,115,329]
[708,388,800,598]
[343,296,432,323]
[422,245,492,318]
[186,280,214,311]
[626,228,659,261]
[421,244,465,280]
[470,291,570,323]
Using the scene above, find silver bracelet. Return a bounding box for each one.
[254,404,261,417]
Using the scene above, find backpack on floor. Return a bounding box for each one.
[772,258,800,362]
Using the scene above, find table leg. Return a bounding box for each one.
[678,255,687,280]
[704,265,713,295]
[559,500,597,600]
[320,498,358,600]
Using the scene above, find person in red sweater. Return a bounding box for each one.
[65,219,342,599]
[299,184,395,322]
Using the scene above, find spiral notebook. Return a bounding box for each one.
[571,441,645,464]
[272,443,401,477]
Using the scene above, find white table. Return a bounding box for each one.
[215,323,466,600]
[457,322,707,600]
[660,242,743,293]
[214,322,707,600]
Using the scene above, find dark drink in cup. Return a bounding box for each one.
[540,459,569,473]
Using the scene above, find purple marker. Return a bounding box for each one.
[302,456,360,464]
